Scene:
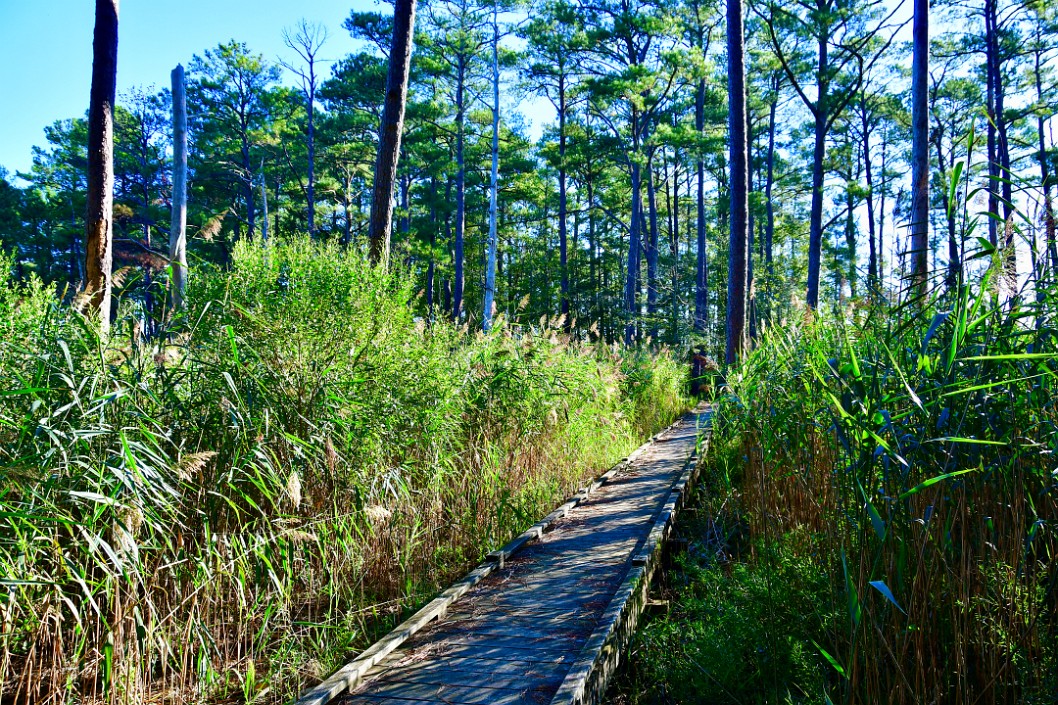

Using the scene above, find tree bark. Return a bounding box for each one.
[909,0,930,296]
[726,0,749,363]
[307,73,316,239]
[84,0,119,333]
[260,160,269,245]
[624,107,642,345]
[559,75,570,329]
[747,122,756,339]
[646,158,660,339]
[984,0,999,249]
[1034,40,1057,274]
[453,55,467,320]
[878,134,888,287]
[241,138,256,241]
[169,63,188,312]
[484,3,501,332]
[668,153,680,342]
[805,5,830,310]
[694,78,709,333]
[368,0,417,265]
[427,177,437,319]
[765,75,777,310]
[860,96,878,296]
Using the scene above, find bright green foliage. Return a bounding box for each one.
[626,531,840,704]
[0,240,687,704]
[653,261,1058,703]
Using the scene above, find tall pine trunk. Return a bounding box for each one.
[861,96,878,295]
[726,0,749,363]
[241,138,256,241]
[558,76,570,328]
[453,56,467,320]
[646,158,660,339]
[260,160,269,244]
[1034,42,1057,274]
[624,109,642,345]
[484,4,501,332]
[984,0,999,249]
[909,0,930,296]
[805,7,830,309]
[694,78,709,333]
[169,63,188,312]
[368,0,417,265]
[84,0,119,333]
[426,177,438,319]
[747,123,756,339]
[668,154,681,342]
[765,76,777,311]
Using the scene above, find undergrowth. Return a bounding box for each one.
[617,258,1058,704]
[0,238,688,704]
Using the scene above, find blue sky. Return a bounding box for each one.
[0,0,380,177]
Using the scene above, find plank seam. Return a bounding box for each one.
[294,416,686,705]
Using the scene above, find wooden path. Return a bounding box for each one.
[298,409,710,705]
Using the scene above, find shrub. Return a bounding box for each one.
[0,239,688,704]
[628,530,839,705]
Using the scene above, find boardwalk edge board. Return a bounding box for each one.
[548,415,710,705]
[293,416,687,705]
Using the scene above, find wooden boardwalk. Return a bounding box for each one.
[300,409,710,705]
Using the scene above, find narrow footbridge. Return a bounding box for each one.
[298,408,711,705]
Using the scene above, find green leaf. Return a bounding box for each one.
[860,483,886,541]
[948,161,964,220]
[899,468,977,499]
[927,436,1006,446]
[811,639,848,679]
[869,580,906,614]
[225,324,240,365]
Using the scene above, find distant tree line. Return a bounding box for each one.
[0,0,1055,352]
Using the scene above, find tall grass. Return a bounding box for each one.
[667,255,1058,703]
[0,239,688,704]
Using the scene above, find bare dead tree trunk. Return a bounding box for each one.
[84,0,119,334]
[909,0,929,297]
[169,63,188,312]
[726,0,749,364]
[283,21,328,240]
[368,0,417,265]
